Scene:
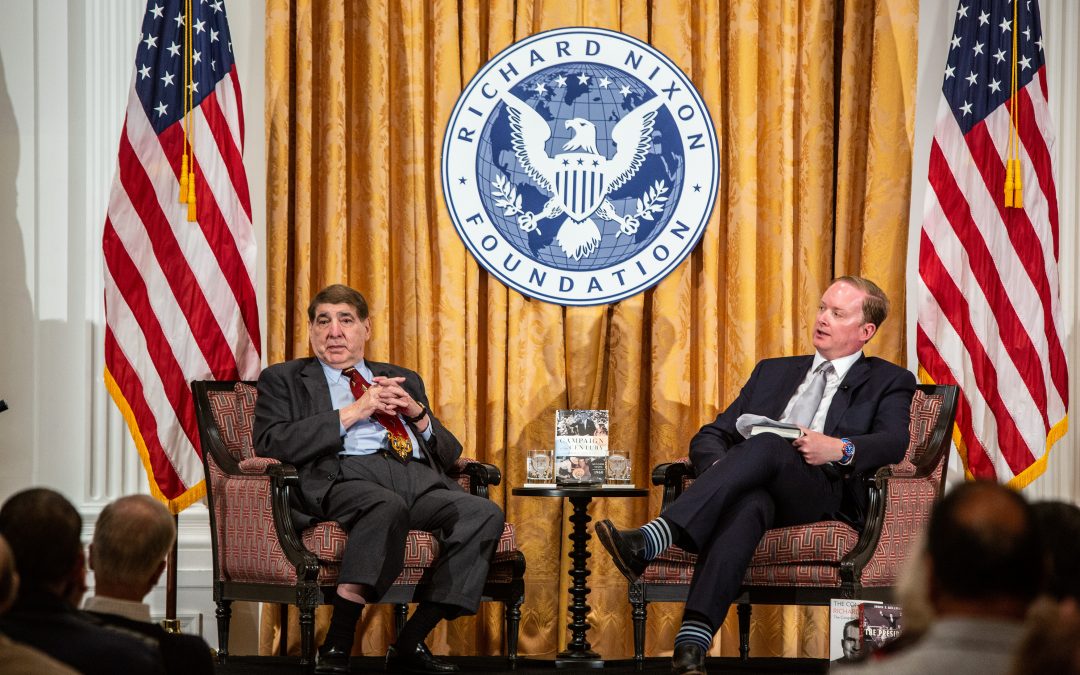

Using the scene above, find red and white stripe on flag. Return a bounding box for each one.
[103,0,261,512]
[916,0,1068,487]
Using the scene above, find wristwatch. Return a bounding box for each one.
[838,438,855,466]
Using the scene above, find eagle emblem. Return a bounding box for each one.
[497,93,667,260]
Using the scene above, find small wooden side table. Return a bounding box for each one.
[512,485,648,668]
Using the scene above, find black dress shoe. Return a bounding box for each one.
[315,644,351,674]
[671,643,707,675]
[385,642,460,673]
[595,519,649,582]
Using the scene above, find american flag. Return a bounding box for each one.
[103,0,261,512]
[917,0,1068,487]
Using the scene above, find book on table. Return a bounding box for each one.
[555,409,608,485]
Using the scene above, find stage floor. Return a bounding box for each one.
[216,655,831,674]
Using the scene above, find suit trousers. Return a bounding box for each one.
[320,453,505,615]
[662,433,843,629]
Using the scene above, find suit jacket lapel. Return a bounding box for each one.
[824,355,870,436]
[300,358,333,413]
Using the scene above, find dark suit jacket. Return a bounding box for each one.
[85,610,214,675]
[0,587,165,675]
[689,354,916,526]
[252,357,464,524]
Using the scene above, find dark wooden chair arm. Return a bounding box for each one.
[652,459,694,507]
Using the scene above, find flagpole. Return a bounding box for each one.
[164,514,180,632]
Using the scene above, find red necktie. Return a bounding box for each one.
[342,367,412,463]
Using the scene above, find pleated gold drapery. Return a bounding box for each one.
[262,0,918,660]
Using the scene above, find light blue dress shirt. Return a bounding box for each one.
[320,360,430,459]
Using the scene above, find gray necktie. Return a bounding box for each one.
[786,362,833,427]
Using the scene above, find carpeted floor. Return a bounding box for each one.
[215,655,831,674]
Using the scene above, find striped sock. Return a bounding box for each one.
[639,517,673,560]
[674,618,714,653]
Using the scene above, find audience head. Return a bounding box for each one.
[1031,500,1080,603]
[0,488,85,604]
[90,495,175,598]
[926,480,1041,617]
[0,534,17,614]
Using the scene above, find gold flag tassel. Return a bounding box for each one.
[179,153,189,203]
[1004,0,1023,209]
[184,0,197,222]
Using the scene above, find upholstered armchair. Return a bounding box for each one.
[192,380,526,667]
[627,383,959,662]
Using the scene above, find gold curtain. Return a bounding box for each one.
[262,0,918,660]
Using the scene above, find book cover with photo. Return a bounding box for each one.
[555,409,608,485]
[859,603,903,651]
[829,598,881,661]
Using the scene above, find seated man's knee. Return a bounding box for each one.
[374,493,410,527]
[740,433,799,465]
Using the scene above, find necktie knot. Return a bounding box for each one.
[785,361,833,428]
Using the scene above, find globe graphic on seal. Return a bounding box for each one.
[476,61,686,272]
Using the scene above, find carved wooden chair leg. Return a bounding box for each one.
[394,603,409,639]
[630,580,647,667]
[278,603,289,657]
[214,598,232,662]
[737,602,752,660]
[505,597,523,665]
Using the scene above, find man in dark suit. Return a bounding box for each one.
[597,276,916,675]
[0,488,165,674]
[253,284,505,674]
[83,495,214,675]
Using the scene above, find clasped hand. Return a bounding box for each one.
[340,377,425,429]
[792,427,844,465]
[359,376,422,418]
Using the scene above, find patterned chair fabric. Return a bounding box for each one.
[193,381,526,668]
[627,384,959,662]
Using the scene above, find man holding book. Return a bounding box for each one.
[596,276,916,675]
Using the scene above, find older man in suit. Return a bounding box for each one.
[253,284,504,674]
[597,276,916,675]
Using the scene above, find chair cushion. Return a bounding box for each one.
[641,521,860,585]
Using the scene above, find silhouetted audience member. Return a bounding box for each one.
[837,480,1042,675]
[0,532,78,673]
[1009,500,1080,675]
[84,495,214,675]
[0,488,164,674]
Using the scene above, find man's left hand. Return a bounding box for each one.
[372,377,429,430]
[792,428,844,465]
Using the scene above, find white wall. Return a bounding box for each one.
[908,0,1080,502]
[0,0,267,652]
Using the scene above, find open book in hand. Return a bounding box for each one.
[735,414,804,440]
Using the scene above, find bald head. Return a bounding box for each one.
[91,495,175,590]
[927,480,1041,609]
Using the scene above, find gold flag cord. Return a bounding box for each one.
[1004,0,1023,208]
[180,0,197,221]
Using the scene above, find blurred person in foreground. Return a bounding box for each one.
[84,494,214,675]
[0,488,164,674]
[836,480,1042,675]
[1009,500,1080,675]
[0,532,77,673]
